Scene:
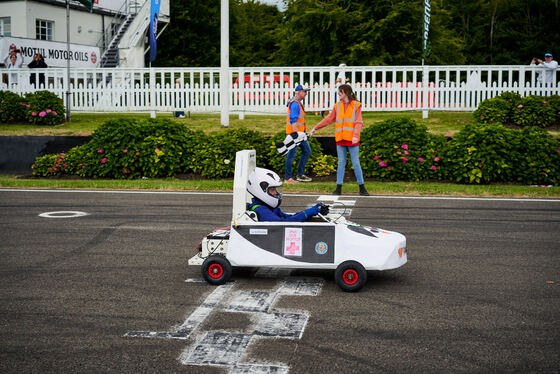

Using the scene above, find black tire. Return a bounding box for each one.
[202,255,232,285]
[335,260,367,292]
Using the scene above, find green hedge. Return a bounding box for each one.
[441,123,560,184]
[32,119,326,179]
[32,117,560,185]
[0,90,64,125]
[360,118,446,181]
[474,92,560,128]
[0,90,27,123]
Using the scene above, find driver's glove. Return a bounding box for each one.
[305,203,322,216]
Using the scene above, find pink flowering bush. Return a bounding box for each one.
[31,146,87,177]
[510,96,556,128]
[473,97,511,124]
[361,118,445,181]
[510,126,560,184]
[31,117,560,184]
[33,119,206,178]
[475,92,559,128]
[441,123,516,183]
[24,91,65,126]
[440,122,560,184]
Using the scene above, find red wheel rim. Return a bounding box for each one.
[208,264,223,279]
[342,269,359,285]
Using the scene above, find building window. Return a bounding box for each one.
[36,19,54,41]
[110,23,120,39]
[0,17,11,37]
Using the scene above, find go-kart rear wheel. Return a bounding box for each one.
[202,255,232,285]
[335,261,367,292]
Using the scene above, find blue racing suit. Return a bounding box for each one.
[248,198,320,222]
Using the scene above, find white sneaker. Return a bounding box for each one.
[296,175,312,182]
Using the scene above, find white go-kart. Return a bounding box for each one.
[188,150,407,292]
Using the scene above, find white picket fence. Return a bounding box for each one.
[1,65,558,113]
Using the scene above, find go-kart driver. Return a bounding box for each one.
[247,167,327,222]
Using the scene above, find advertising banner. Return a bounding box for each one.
[149,0,161,62]
[422,0,431,59]
[0,37,100,68]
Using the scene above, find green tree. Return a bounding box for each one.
[230,0,283,66]
[152,0,559,67]
[444,0,560,64]
[153,0,220,67]
[274,0,464,66]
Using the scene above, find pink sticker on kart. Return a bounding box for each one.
[284,227,303,257]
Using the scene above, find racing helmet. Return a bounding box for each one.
[247,167,283,208]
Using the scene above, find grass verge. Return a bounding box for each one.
[0,111,475,137]
[1,175,558,198]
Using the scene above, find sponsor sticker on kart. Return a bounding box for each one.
[284,227,302,257]
[314,242,328,255]
[250,228,268,235]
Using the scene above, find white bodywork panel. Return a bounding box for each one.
[232,150,256,222]
[226,219,406,270]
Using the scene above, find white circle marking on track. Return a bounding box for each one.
[38,211,89,218]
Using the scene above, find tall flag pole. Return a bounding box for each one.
[66,0,71,122]
[422,0,431,66]
[149,0,161,63]
[421,0,431,119]
[220,0,229,128]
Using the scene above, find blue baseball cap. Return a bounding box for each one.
[294,84,311,92]
[545,53,553,57]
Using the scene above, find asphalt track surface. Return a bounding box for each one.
[0,189,559,373]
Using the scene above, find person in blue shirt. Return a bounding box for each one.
[285,84,313,184]
[247,167,324,222]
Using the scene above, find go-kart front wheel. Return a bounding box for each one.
[202,255,232,285]
[335,261,367,292]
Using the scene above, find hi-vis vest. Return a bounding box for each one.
[286,98,306,134]
[335,100,361,142]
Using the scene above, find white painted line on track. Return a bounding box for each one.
[2,188,560,202]
[180,277,323,373]
[128,276,322,372]
[38,211,89,218]
[125,283,234,340]
[0,188,232,196]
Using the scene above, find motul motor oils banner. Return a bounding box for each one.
[0,37,100,68]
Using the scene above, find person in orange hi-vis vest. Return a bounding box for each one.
[310,84,369,196]
[284,84,312,183]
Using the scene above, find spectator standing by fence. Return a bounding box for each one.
[28,53,47,88]
[284,84,312,183]
[310,84,369,196]
[322,63,351,118]
[174,78,186,118]
[531,53,558,86]
[336,63,349,88]
[3,46,24,86]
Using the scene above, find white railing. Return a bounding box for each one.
[0,65,558,113]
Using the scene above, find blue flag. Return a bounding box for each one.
[149,0,161,62]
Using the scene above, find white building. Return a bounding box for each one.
[0,0,169,68]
